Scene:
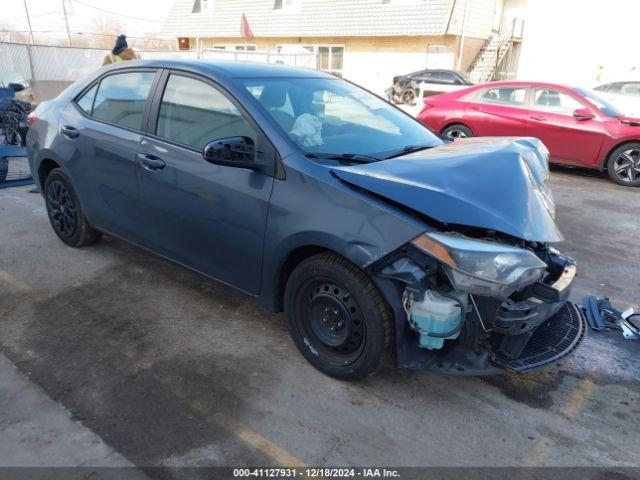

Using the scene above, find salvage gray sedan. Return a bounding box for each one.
[26,60,584,380]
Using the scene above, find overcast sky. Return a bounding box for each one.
[1,0,176,38]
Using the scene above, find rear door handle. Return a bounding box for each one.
[470,106,482,111]
[61,125,79,139]
[529,115,546,121]
[136,153,166,171]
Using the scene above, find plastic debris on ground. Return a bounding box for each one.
[582,296,639,340]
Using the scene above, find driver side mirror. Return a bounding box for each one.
[202,136,261,171]
[573,108,594,121]
[8,82,25,92]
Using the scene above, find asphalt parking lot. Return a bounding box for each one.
[0,168,639,474]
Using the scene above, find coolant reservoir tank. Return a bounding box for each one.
[409,290,468,350]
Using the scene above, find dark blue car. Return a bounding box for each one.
[26,60,584,380]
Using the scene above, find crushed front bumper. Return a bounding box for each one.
[491,302,586,373]
[371,246,586,376]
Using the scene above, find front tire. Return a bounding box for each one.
[401,89,417,106]
[284,253,393,380]
[607,143,640,186]
[441,124,473,140]
[44,168,101,247]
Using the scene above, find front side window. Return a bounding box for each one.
[91,71,155,130]
[479,87,527,106]
[533,88,584,115]
[573,87,623,118]
[156,74,257,150]
[244,77,441,157]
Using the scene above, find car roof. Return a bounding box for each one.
[476,80,579,90]
[103,58,333,80]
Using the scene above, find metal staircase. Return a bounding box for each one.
[467,35,513,84]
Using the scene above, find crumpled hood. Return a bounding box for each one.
[331,137,562,243]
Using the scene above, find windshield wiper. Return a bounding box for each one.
[382,143,435,159]
[306,152,379,164]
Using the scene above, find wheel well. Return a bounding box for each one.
[601,140,640,171]
[38,158,60,187]
[274,245,329,312]
[440,122,470,134]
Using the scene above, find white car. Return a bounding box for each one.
[594,81,640,117]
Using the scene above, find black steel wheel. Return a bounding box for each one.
[284,253,393,380]
[44,168,101,247]
[607,143,640,186]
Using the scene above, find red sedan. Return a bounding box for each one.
[417,81,640,186]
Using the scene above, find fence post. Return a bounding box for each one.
[25,44,35,82]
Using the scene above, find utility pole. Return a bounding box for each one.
[456,0,470,71]
[61,0,72,46]
[22,0,34,44]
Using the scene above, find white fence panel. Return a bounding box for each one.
[0,43,32,81]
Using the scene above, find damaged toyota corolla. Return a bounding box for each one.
[27,60,585,380]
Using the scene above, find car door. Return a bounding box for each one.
[57,69,159,243]
[464,85,530,136]
[527,87,604,166]
[136,71,276,294]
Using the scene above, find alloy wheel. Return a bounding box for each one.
[613,149,640,184]
[445,128,468,139]
[46,179,77,238]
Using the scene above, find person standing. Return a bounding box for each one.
[102,35,137,66]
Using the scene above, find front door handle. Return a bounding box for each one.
[529,115,546,121]
[136,153,166,171]
[61,125,79,139]
[470,106,482,111]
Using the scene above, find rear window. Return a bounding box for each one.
[89,71,156,130]
[479,86,527,106]
[76,83,97,114]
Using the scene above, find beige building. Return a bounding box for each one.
[161,0,524,93]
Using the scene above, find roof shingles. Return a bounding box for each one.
[161,0,456,38]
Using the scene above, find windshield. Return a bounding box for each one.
[573,87,623,118]
[243,77,442,158]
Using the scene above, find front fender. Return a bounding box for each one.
[257,154,427,311]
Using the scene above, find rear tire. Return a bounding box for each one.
[284,253,393,381]
[606,143,640,186]
[441,124,473,140]
[44,168,101,247]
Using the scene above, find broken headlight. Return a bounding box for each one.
[411,232,547,299]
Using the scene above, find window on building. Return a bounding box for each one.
[90,71,156,130]
[479,86,527,107]
[313,45,344,77]
[213,44,256,51]
[533,88,585,115]
[274,0,298,9]
[76,83,98,114]
[156,74,256,150]
[192,0,208,14]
